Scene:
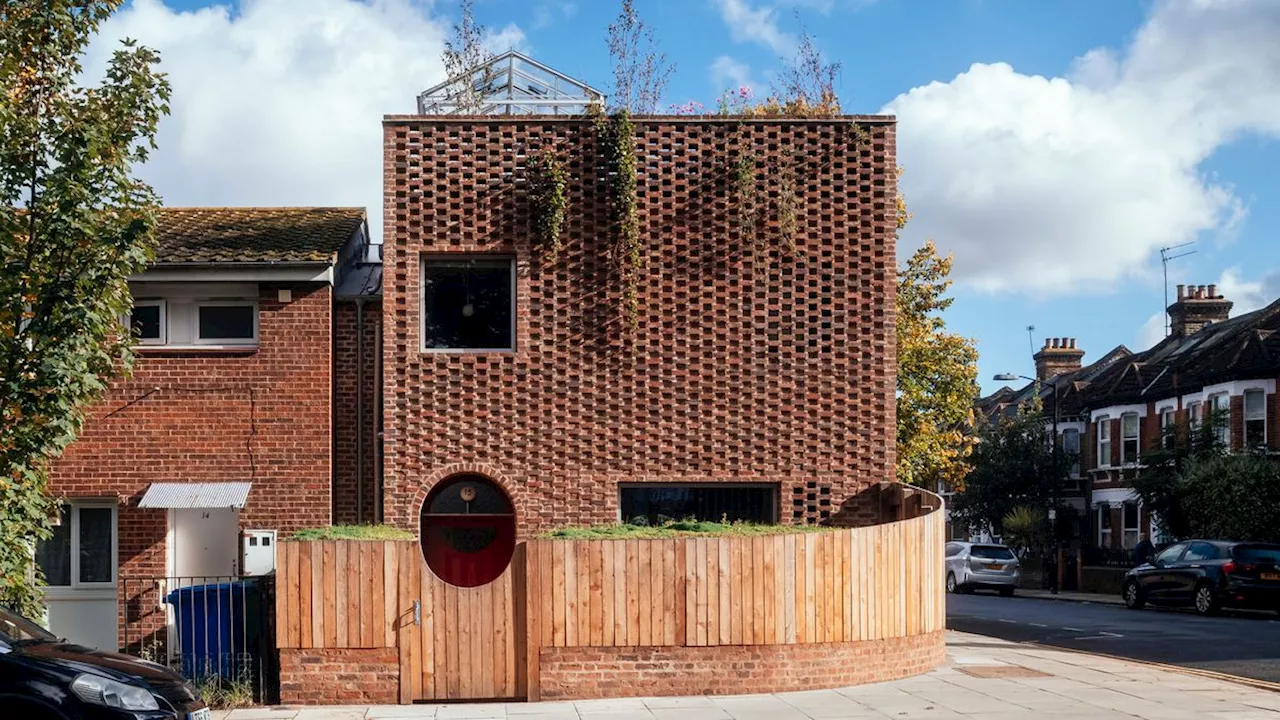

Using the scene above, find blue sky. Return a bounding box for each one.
[99,1,1280,393]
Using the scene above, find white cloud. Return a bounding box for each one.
[885,0,1280,295]
[1134,312,1167,352]
[709,55,757,94]
[1215,267,1280,315]
[712,0,795,55]
[533,2,577,30]
[81,0,491,241]
[485,23,528,54]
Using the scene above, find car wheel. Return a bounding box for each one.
[999,587,1015,597]
[946,572,957,594]
[1193,582,1219,616]
[1123,579,1146,610]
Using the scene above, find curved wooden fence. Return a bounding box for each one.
[276,488,945,704]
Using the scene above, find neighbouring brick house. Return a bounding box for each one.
[978,284,1280,553]
[39,207,382,652]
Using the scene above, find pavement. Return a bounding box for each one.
[947,590,1280,684]
[1014,588,1124,604]
[211,630,1280,719]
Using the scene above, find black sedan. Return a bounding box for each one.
[0,605,209,720]
[1121,539,1280,616]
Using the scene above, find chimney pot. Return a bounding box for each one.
[1177,284,1186,300]
[1208,284,1217,298]
[1044,337,1051,349]
[1199,285,1207,298]
[1069,338,1076,349]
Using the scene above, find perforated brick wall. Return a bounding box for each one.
[381,116,897,533]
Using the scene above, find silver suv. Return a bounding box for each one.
[945,541,1020,596]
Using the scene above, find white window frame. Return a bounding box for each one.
[129,299,168,345]
[1210,392,1231,446]
[420,256,517,353]
[194,300,260,346]
[1062,427,1081,481]
[1097,504,1111,548]
[1159,406,1175,449]
[40,501,118,600]
[1188,401,1203,430]
[1121,412,1140,465]
[1122,501,1140,550]
[1244,389,1267,448]
[1096,416,1111,468]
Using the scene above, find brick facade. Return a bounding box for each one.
[280,648,399,705]
[49,282,335,649]
[334,299,382,525]
[380,117,898,534]
[534,633,944,700]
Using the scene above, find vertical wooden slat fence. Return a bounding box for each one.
[276,501,944,704]
[526,508,944,650]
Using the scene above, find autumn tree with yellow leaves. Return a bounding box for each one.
[0,1,169,615]
[895,188,980,490]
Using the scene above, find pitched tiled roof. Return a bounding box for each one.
[978,344,1133,422]
[1080,299,1280,406]
[153,207,366,264]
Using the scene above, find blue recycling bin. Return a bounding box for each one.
[166,580,259,680]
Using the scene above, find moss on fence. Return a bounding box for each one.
[539,520,834,540]
[288,524,414,541]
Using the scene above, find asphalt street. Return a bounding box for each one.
[947,591,1280,684]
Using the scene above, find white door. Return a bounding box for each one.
[37,503,119,651]
[170,508,239,579]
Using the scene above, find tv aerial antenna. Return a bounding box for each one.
[1160,242,1197,337]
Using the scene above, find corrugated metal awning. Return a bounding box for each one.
[138,482,252,509]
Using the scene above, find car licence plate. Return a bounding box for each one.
[985,563,1001,570]
[1262,572,1280,581]
[189,709,211,720]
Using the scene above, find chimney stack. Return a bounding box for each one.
[1033,337,1085,382]
[1168,283,1232,339]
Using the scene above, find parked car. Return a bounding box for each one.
[945,541,1020,596]
[1121,540,1280,616]
[0,604,208,720]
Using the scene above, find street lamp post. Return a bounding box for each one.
[994,373,1061,594]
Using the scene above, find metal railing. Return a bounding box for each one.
[120,574,277,704]
[1081,546,1137,568]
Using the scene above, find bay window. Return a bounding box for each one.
[1096,416,1111,468]
[1121,412,1140,464]
[1245,389,1267,448]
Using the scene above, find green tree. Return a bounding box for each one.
[951,403,1072,538]
[607,0,673,114]
[1,0,169,615]
[896,237,980,489]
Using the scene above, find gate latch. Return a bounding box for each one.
[413,599,421,626]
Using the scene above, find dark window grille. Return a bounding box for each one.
[619,484,778,525]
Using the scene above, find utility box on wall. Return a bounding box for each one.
[241,530,277,576]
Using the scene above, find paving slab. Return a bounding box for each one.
[211,631,1280,718]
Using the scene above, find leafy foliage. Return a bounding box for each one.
[770,21,842,117]
[288,525,415,541]
[0,0,169,615]
[896,238,979,489]
[590,107,641,325]
[527,147,568,261]
[1001,505,1047,557]
[540,520,833,540]
[951,404,1072,539]
[606,0,674,114]
[440,0,493,113]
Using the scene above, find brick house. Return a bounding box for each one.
[40,207,381,651]
[378,111,900,547]
[979,284,1280,552]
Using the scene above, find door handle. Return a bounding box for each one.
[413,599,421,626]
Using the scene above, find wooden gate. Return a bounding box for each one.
[395,542,528,702]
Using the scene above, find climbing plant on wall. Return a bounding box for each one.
[527,147,568,262]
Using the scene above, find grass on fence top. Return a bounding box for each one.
[538,519,835,540]
[288,524,414,541]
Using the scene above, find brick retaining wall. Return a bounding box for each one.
[280,648,399,705]
[537,631,946,700]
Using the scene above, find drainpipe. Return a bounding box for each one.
[356,297,365,524]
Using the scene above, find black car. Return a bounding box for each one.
[1121,539,1280,616]
[0,605,209,720]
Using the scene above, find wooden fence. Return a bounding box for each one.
[524,507,943,650]
[275,499,944,702]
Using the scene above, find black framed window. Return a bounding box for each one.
[129,303,164,342]
[422,258,514,350]
[197,304,256,341]
[619,484,777,525]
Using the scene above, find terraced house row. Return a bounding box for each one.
[978,283,1280,551]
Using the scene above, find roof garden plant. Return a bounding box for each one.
[288,525,415,541]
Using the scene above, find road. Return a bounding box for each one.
[947,592,1280,684]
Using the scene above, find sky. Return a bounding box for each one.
[84,0,1280,393]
